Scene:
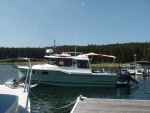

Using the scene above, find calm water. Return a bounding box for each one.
[1,65,150,113]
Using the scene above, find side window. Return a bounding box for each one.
[65,59,72,67]
[58,58,72,67]
[48,58,58,65]
[76,60,89,68]
[58,59,64,66]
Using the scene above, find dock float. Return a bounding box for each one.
[71,95,150,113]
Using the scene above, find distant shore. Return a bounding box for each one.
[0,61,128,67]
[91,63,128,67]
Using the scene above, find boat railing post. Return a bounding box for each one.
[24,62,30,92]
[108,58,116,73]
[25,58,32,109]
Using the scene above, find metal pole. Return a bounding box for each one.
[26,59,32,109]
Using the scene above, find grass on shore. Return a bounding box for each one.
[0,60,129,67]
[91,63,128,67]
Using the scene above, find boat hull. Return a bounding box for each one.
[18,68,117,87]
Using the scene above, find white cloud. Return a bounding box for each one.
[81,2,85,6]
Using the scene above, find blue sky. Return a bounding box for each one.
[0,0,150,47]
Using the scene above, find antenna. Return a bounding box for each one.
[53,39,59,54]
[54,39,56,53]
[75,27,78,56]
[54,39,56,48]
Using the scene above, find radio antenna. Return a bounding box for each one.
[75,27,78,56]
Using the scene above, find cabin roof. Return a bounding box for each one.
[44,54,89,60]
[83,52,116,59]
[44,52,116,60]
[136,61,150,65]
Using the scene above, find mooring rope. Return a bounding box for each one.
[30,91,77,110]
[54,100,77,109]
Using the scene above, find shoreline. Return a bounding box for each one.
[0,61,128,67]
[91,63,128,67]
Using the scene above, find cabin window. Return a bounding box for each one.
[47,58,58,65]
[58,58,72,67]
[76,60,89,68]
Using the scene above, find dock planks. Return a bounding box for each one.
[71,95,150,113]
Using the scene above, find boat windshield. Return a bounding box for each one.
[76,60,89,68]
[48,58,72,67]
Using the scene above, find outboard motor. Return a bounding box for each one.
[117,71,130,83]
[117,71,139,85]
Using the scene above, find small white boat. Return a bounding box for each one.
[137,61,150,76]
[128,63,143,75]
[0,58,33,113]
[17,50,137,87]
[121,63,143,75]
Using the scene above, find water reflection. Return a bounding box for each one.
[116,86,131,99]
[0,65,18,84]
[116,75,150,100]
[30,85,118,113]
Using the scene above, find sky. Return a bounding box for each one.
[0,0,150,47]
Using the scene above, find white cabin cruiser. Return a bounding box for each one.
[17,50,138,87]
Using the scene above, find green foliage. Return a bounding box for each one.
[0,47,45,59]
[0,42,150,63]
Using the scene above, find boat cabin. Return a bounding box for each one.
[44,52,91,69]
[44,51,116,74]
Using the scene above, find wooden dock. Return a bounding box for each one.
[71,95,150,113]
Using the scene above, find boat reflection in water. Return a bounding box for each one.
[117,75,150,100]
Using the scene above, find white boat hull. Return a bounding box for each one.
[18,68,117,87]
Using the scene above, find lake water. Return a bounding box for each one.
[1,65,150,113]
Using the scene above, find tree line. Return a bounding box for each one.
[0,42,150,63]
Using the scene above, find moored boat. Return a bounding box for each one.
[17,50,137,87]
[136,61,150,76]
